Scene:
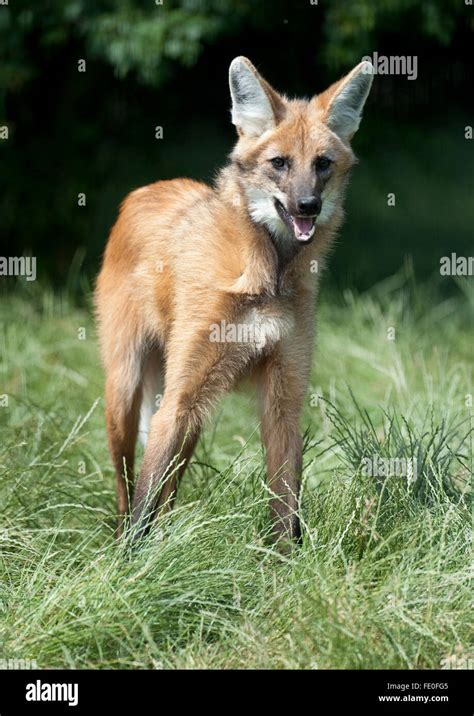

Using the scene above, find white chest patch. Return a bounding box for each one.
[241,307,294,352]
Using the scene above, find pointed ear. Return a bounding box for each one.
[229,56,285,138]
[319,61,374,143]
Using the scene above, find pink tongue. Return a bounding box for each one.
[292,217,313,234]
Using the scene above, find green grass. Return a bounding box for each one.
[0,270,472,669]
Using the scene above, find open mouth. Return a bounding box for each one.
[274,199,316,243]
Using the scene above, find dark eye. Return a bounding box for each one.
[270,156,287,169]
[315,156,332,171]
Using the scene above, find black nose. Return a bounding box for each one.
[297,195,321,216]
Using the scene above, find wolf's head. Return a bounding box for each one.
[228,57,373,245]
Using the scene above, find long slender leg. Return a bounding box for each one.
[258,338,311,549]
[130,401,200,538]
[130,323,251,541]
[105,372,142,534]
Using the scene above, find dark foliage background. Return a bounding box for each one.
[1,0,473,289]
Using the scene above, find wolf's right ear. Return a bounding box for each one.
[229,57,285,138]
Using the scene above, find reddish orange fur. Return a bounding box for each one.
[95,57,372,547]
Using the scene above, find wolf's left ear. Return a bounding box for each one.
[320,61,374,143]
[229,56,285,138]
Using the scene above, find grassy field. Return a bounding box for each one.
[0,270,472,670]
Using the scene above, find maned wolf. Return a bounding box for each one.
[95,56,374,548]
